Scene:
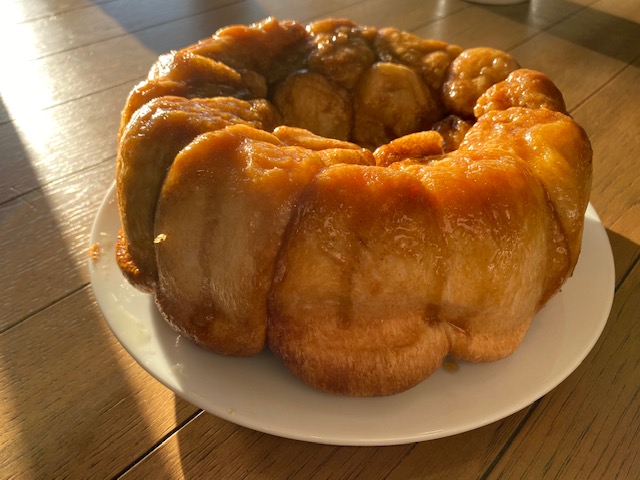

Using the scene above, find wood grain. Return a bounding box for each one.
[486,259,640,480]
[416,4,540,51]
[6,0,240,61]
[315,0,469,31]
[509,32,629,112]
[0,286,199,478]
[572,56,640,244]
[4,0,115,24]
[121,407,529,479]
[0,83,128,204]
[479,0,597,30]
[0,160,114,331]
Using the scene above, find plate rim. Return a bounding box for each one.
[89,182,615,446]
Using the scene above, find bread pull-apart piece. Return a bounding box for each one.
[442,47,519,118]
[460,107,592,277]
[474,68,567,117]
[116,96,280,290]
[272,126,375,166]
[391,151,566,363]
[375,27,462,90]
[353,62,443,148]
[120,53,268,139]
[268,164,451,396]
[272,71,353,141]
[187,18,309,82]
[432,115,473,152]
[153,124,372,356]
[119,18,308,137]
[268,149,559,395]
[306,19,377,89]
[373,130,444,167]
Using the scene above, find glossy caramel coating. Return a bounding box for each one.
[269,164,451,395]
[273,72,352,141]
[353,62,443,148]
[270,150,557,395]
[460,107,592,275]
[432,115,473,152]
[307,19,377,89]
[375,27,462,90]
[115,18,592,396]
[442,47,520,118]
[474,68,567,117]
[154,125,371,355]
[116,96,280,290]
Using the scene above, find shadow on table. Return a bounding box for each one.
[481,0,640,64]
[605,228,640,289]
[0,91,177,477]
[93,0,640,73]
[92,0,271,56]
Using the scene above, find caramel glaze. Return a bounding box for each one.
[115,18,592,396]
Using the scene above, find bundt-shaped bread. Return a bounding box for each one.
[115,18,592,396]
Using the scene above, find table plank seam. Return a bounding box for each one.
[616,252,640,292]
[0,76,141,130]
[1,283,89,335]
[112,409,204,479]
[493,2,588,56]
[18,0,247,63]
[0,154,116,208]
[370,442,420,479]
[570,55,640,117]
[477,400,541,480]
[11,0,119,25]
[1,0,636,476]
[4,1,471,125]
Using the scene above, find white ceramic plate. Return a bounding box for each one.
[89,182,614,446]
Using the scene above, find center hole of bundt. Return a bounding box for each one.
[270,65,452,151]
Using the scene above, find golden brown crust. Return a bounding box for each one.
[442,47,520,118]
[273,72,353,141]
[116,96,280,290]
[307,19,377,89]
[115,230,151,292]
[153,124,372,356]
[187,18,309,81]
[115,18,592,396]
[373,130,444,167]
[268,164,451,395]
[460,107,592,272]
[353,62,444,148]
[375,27,462,90]
[474,68,567,117]
[389,149,565,362]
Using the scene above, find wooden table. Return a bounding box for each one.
[2,0,638,477]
